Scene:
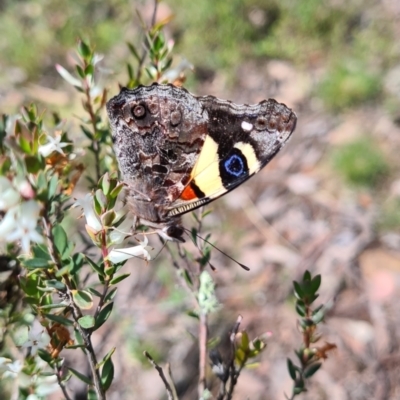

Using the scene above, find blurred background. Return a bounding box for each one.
[2,0,400,399]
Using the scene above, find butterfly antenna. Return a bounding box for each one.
[152,238,168,260]
[183,228,250,271]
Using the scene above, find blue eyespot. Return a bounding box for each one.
[219,149,249,188]
[224,154,245,177]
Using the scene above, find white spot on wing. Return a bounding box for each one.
[241,121,253,132]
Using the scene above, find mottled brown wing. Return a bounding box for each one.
[106,83,208,223]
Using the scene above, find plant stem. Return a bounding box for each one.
[144,351,174,400]
[94,230,112,318]
[198,312,208,398]
[83,76,101,183]
[55,361,72,400]
[42,215,105,400]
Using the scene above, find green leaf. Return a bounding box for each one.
[303,270,311,282]
[75,65,85,78]
[72,290,94,310]
[287,358,297,380]
[87,287,103,297]
[104,288,117,303]
[52,225,68,257]
[295,300,306,317]
[190,227,198,245]
[252,338,265,352]
[127,42,140,61]
[95,189,107,212]
[293,281,304,299]
[182,269,193,286]
[22,258,52,269]
[80,125,93,140]
[241,331,250,352]
[37,349,53,364]
[31,244,51,260]
[311,308,325,324]
[101,357,114,391]
[85,64,94,77]
[87,387,97,400]
[61,371,72,383]
[65,344,86,350]
[25,155,42,173]
[109,273,130,285]
[244,362,260,369]
[293,386,305,395]
[39,303,68,310]
[310,274,321,294]
[78,40,91,59]
[127,63,134,79]
[68,367,92,385]
[98,347,115,368]
[94,302,114,330]
[235,348,246,364]
[186,310,200,319]
[85,255,105,277]
[19,135,31,154]
[99,173,110,195]
[294,376,305,391]
[55,259,74,277]
[44,313,73,326]
[105,266,116,276]
[45,280,66,291]
[78,315,95,329]
[109,183,124,199]
[71,253,85,274]
[304,362,322,378]
[20,274,40,297]
[101,210,116,227]
[74,329,84,347]
[48,174,59,200]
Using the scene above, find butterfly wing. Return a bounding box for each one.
[107,84,209,223]
[107,83,296,225]
[166,95,297,218]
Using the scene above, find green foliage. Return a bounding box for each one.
[287,271,334,399]
[318,62,381,111]
[0,0,128,79]
[198,271,220,315]
[0,37,147,399]
[253,0,361,60]
[332,138,390,188]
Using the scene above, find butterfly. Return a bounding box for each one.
[106,83,297,242]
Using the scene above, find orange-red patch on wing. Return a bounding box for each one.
[180,184,198,201]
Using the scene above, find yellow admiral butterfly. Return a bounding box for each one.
[106,83,296,242]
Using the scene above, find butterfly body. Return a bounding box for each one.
[106,83,296,241]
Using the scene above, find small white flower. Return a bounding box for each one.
[109,216,133,245]
[1,359,23,379]
[108,236,152,263]
[55,64,82,88]
[21,329,51,357]
[5,114,21,136]
[0,201,44,254]
[26,395,40,400]
[73,194,102,232]
[38,134,70,157]
[0,205,19,238]
[0,357,11,366]
[35,374,59,397]
[0,176,20,211]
